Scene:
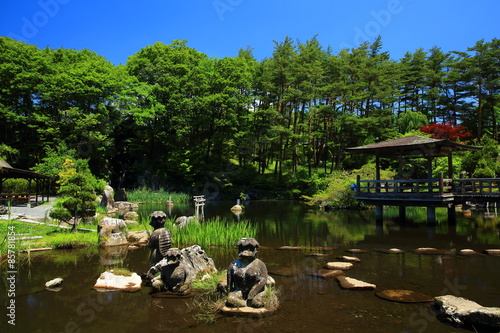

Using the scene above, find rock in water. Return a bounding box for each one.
[45,278,63,289]
[325,262,353,270]
[336,276,376,290]
[127,230,149,246]
[180,245,217,283]
[432,295,500,329]
[376,290,433,303]
[93,270,142,292]
[340,256,361,262]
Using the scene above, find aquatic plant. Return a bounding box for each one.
[166,217,257,249]
[127,188,190,203]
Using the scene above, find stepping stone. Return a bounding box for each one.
[308,269,344,279]
[336,276,376,290]
[306,253,329,257]
[339,256,361,263]
[375,289,433,303]
[346,249,369,254]
[414,248,452,255]
[325,262,353,270]
[458,249,481,256]
[484,249,500,256]
[375,248,405,254]
[278,246,336,251]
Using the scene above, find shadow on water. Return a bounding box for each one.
[1,200,499,332]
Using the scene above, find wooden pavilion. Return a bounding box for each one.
[345,136,499,223]
[0,159,51,207]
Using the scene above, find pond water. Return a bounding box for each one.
[2,200,500,333]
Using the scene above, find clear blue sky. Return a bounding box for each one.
[1,0,498,65]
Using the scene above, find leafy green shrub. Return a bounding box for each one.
[2,179,29,193]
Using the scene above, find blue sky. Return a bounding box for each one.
[1,0,498,65]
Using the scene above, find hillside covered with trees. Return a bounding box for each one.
[0,36,499,198]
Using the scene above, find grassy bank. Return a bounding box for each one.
[0,220,98,256]
[1,215,256,258]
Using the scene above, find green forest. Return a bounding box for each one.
[1,36,499,199]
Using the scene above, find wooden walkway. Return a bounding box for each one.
[355,175,500,206]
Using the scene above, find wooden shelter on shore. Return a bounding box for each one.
[0,159,51,207]
[346,136,500,224]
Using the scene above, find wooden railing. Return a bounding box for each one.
[454,178,500,195]
[356,174,500,198]
[0,193,35,204]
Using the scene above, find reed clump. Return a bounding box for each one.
[127,188,190,203]
[165,217,257,249]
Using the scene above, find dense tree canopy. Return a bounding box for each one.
[0,36,498,197]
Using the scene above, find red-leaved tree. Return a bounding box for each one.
[419,123,472,142]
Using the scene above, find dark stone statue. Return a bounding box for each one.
[226,238,268,308]
[144,248,191,292]
[148,211,171,266]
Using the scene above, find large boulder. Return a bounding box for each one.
[180,245,217,283]
[127,230,150,246]
[174,216,195,228]
[432,295,500,329]
[98,217,128,247]
[100,185,114,209]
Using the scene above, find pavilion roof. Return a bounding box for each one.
[345,136,482,158]
[0,159,51,180]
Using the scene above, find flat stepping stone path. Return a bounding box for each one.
[325,262,353,270]
[221,306,276,317]
[278,246,336,251]
[339,256,361,262]
[337,276,376,290]
[375,289,433,303]
[308,269,344,279]
[375,248,405,254]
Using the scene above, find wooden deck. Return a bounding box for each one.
[355,175,500,206]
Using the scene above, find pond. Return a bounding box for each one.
[2,200,500,333]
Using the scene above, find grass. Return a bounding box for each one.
[0,220,98,256]
[127,188,190,203]
[165,217,257,249]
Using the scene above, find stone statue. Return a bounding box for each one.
[226,238,268,308]
[148,211,171,266]
[144,248,191,293]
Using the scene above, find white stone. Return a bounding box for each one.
[325,262,353,270]
[93,271,142,292]
[45,277,63,289]
[337,276,376,290]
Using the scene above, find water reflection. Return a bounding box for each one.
[3,201,500,333]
